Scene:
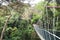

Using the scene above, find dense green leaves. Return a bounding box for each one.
[0,1,40,40]
[35,0,60,32]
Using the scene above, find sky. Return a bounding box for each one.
[0,0,44,6]
[23,0,44,7]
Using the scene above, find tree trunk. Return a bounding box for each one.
[0,15,11,40]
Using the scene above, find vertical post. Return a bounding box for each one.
[56,16,58,31]
[52,0,56,40]
[46,6,51,40]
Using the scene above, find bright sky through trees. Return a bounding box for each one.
[24,0,44,7]
[0,0,44,7]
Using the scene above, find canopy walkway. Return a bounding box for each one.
[33,0,60,40]
[33,24,60,40]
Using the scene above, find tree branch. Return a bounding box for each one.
[0,15,11,40]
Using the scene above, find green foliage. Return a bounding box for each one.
[31,13,41,24]
[0,1,40,40]
[35,1,60,31]
[35,1,48,11]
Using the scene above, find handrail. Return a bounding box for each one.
[33,24,60,40]
[33,24,45,40]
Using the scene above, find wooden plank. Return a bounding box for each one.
[46,6,60,8]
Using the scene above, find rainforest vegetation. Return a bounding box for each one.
[0,0,60,40]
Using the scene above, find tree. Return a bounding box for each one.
[0,0,40,40]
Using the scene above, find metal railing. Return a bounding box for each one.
[33,24,60,40]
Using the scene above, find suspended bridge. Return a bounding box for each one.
[33,0,60,40]
[33,24,60,40]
